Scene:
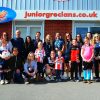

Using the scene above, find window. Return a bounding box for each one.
[16,27,28,41]
[76,27,88,40]
[13,21,44,41]
[90,27,100,34]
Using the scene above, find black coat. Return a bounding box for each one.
[9,55,23,71]
[25,42,34,57]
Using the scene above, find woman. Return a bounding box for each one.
[0,32,13,52]
[64,33,72,79]
[53,33,65,54]
[44,34,52,57]
[92,33,100,81]
[25,36,34,58]
[23,52,37,84]
[86,32,93,45]
[76,34,83,81]
[44,50,56,81]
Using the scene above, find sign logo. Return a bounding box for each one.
[0,7,16,23]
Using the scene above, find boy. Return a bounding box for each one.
[69,39,80,81]
[10,47,24,83]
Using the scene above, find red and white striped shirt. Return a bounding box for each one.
[55,56,64,70]
[35,48,45,63]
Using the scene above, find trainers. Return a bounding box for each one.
[56,79,59,82]
[58,79,61,82]
[5,80,9,84]
[75,80,80,82]
[87,80,92,84]
[50,76,55,81]
[0,80,5,85]
[61,75,67,80]
[45,76,51,81]
[25,81,29,85]
[83,80,87,83]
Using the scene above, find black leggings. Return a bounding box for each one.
[94,59,100,78]
[0,71,12,81]
[55,70,61,80]
[71,62,78,80]
[37,62,44,77]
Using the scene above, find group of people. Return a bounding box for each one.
[0,30,99,85]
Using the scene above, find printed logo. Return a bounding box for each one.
[0,7,16,23]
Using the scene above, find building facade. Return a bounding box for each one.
[0,0,100,40]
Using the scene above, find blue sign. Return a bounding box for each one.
[0,7,16,23]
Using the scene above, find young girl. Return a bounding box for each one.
[76,34,83,81]
[81,37,94,84]
[64,33,72,80]
[35,41,45,80]
[0,50,11,85]
[23,52,37,84]
[55,50,64,81]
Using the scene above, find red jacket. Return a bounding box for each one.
[70,46,79,62]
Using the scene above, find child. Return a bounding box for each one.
[23,52,37,84]
[35,41,45,80]
[55,50,64,81]
[10,47,24,83]
[0,50,11,85]
[44,50,56,81]
[0,39,8,52]
[69,39,80,81]
[81,37,94,84]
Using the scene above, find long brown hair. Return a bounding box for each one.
[45,34,52,45]
[1,32,9,41]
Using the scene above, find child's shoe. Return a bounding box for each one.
[87,80,92,84]
[45,76,51,81]
[0,80,5,85]
[25,81,29,85]
[61,75,67,80]
[5,80,9,84]
[50,76,55,81]
[58,79,61,82]
[83,80,87,83]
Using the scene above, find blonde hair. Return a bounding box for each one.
[38,41,43,49]
[92,33,100,45]
[45,34,52,45]
[27,52,35,63]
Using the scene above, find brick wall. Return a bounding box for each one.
[0,21,12,39]
[45,20,72,40]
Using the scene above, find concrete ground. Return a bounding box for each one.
[0,81,100,100]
